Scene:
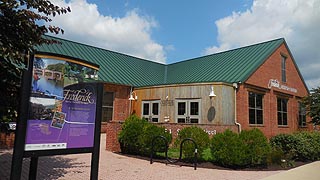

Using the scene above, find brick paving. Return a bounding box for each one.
[1,134,283,180]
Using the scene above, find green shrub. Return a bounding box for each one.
[294,131,320,161]
[211,129,270,168]
[118,115,172,156]
[138,123,172,155]
[267,147,285,165]
[174,126,210,160]
[270,131,320,161]
[211,129,248,168]
[310,132,320,159]
[118,115,147,154]
[270,133,298,160]
[240,128,270,166]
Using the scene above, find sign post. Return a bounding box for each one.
[11,54,102,180]
[10,55,34,180]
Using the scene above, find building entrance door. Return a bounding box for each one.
[176,99,200,123]
[142,100,160,122]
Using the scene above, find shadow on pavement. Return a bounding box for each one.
[0,151,88,180]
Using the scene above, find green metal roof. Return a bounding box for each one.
[166,38,284,84]
[36,36,165,87]
[36,36,284,87]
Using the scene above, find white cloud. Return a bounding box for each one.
[48,0,166,63]
[204,0,320,89]
[165,44,175,51]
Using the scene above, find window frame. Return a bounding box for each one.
[248,91,264,125]
[298,102,307,127]
[277,97,288,126]
[175,99,201,124]
[281,55,287,83]
[101,91,114,122]
[141,100,160,122]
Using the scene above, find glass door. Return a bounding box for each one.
[176,99,200,123]
[142,100,160,122]
[177,101,187,123]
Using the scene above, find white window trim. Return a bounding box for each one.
[102,92,114,122]
[141,100,161,122]
[248,91,264,125]
[277,98,288,126]
[175,99,201,124]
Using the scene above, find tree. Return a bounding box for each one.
[303,86,320,125]
[0,0,70,121]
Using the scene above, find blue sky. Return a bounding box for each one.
[49,0,320,89]
[90,0,252,62]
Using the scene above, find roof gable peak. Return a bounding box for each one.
[169,38,285,65]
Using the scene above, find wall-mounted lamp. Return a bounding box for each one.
[129,88,138,101]
[209,85,216,98]
[232,82,238,89]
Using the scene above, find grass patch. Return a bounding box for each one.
[156,148,180,159]
[156,147,212,161]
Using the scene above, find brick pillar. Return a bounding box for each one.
[105,121,123,152]
[0,132,15,149]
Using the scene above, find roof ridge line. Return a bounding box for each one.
[43,34,165,65]
[168,37,285,66]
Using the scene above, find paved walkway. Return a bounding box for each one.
[261,161,320,180]
[0,134,318,180]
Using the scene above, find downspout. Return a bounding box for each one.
[233,82,241,133]
[128,86,133,115]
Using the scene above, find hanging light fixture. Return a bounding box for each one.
[128,87,138,100]
[209,85,216,98]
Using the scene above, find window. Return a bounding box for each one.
[281,56,287,82]
[277,98,288,126]
[298,102,306,127]
[248,92,263,125]
[102,92,114,122]
[142,100,160,122]
[176,99,201,123]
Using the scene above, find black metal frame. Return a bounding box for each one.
[150,136,198,170]
[10,53,103,180]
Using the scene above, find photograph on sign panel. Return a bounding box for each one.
[51,111,66,129]
[32,57,64,100]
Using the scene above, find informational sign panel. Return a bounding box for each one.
[24,56,99,151]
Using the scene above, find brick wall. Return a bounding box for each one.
[103,84,131,122]
[101,122,108,133]
[104,121,238,152]
[105,121,123,152]
[237,43,313,138]
[158,123,238,140]
[0,132,15,149]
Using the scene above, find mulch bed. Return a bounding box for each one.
[118,153,309,171]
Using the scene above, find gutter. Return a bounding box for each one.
[233,82,241,133]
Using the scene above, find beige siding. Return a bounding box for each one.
[131,83,235,125]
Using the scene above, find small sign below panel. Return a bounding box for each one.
[161,100,174,106]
